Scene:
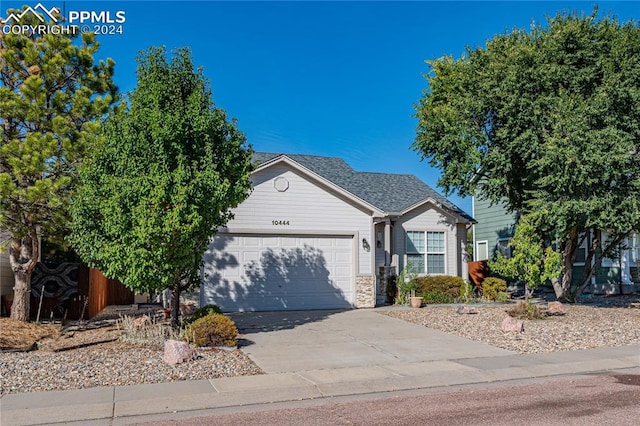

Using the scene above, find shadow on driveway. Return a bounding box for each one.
[229,309,347,334]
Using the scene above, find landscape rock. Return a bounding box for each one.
[501,316,524,333]
[456,305,478,315]
[163,340,195,366]
[133,315,151,328]
[547,301,565,315]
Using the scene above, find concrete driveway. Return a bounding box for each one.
[230,308,513,373]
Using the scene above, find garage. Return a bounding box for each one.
[202,234,355,311]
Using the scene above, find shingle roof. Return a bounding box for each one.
[253,152,473,222]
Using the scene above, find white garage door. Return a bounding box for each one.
[202,234,354,311]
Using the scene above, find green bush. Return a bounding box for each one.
[496,291,511,302]
[183,304,223,326]
[185,314,238,347]
[415,275,465,299]
[482,277,507,301]
[394,267,419,305]
[506,301,546,320]
[459,280,476,303]
[419,289,456,304]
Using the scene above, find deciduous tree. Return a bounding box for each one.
[70,47,253,327]
[414,10,640,300]
[0,8,116,321]
[489,216,561,301]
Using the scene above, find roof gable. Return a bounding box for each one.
[253,152,473,222]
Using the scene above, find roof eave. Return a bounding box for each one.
[400,197,475,224]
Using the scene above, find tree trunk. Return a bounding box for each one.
[554,226,579,302]
[171,285,181,329]
[10,269,31,321]
[559,255,574,301]
[551,277,563,300]
[571,232,625,301]
[9,231,39,322]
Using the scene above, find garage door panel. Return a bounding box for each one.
[335,251,352,263]
[242,251,260,264]
[204,234,354,312]
[260,236,279,246]
[243,237,260,247]
[280,237,297,247]
[335,266,352,278]
[316,238,335,248]
[335,238,352,249]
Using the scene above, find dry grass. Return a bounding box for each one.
[117,315,182,348]
[0,319,61,349]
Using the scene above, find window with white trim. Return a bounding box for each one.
[406,231,446,274]
[630,232,640,264]
[476,240,488,261]
[600,231,619,268]
[573,233,588,265]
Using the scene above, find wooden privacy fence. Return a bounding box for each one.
[13,263,134,320]
[86,267,134,319]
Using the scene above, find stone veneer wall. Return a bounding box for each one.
[355,276,376,308]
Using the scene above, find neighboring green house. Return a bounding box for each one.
[1,231,15,315]
[472,195,517,263]
[472,195,640,293]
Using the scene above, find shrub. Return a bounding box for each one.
[419,289,456,304]
[496,291,511,302]
[415,275,465,300]
[183,304,223,326]
[394,267,419,305]
[482,277,507,301]
[506,301,546,320]
[459,280,476,303]
[185,314,238,347]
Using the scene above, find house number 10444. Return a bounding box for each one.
[272,220,290,226]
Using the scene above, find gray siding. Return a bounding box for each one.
[394,203,464,277]
[222,163,374,275]
[472,196,517,261]
[1,231,13,297]
[374,222,386,271]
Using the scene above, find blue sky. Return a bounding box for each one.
[2,1,638,215]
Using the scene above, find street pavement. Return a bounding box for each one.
[144,370,640,426]
[1,308,638,426]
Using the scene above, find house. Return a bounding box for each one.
[472,195,517,262]
[472,194,640,293]
[0,231,15,316]
[200,153,474,312]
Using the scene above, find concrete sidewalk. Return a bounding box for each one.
[2,344,638,425]
[1,309,639,425]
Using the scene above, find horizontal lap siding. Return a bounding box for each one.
[395,205,461,276]
[374,222,386,270]
[0,231,14,298]
[223,164,373,275]
[473,197,516,260]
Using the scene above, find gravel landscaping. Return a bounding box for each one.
[0,341,262,395]
[1,296,639,395]
[0,316,264,395]
[0,342,262,393]
[381,296,640,354]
